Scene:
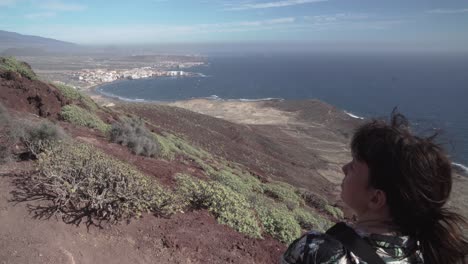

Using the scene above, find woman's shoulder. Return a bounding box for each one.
[281,230,348,264]
[281,228,424,264]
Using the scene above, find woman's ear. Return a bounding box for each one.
[368,189,387,210]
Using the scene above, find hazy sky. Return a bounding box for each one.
[1,0,468,51]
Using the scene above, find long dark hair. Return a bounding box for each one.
[350,110,468,264]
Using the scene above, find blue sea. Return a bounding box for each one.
[97,53,468,170]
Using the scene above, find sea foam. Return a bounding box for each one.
[452,162,468,175]
[204,95,283,102]
[344,111,365,120]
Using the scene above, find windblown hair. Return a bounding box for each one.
[351,110,468,264]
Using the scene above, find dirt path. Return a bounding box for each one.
[0,161,286,264]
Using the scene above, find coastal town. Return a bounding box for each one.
[14,55,207,90]
[72,66,204,87]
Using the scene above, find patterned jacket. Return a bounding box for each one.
[281,229,424,264]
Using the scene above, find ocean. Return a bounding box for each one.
[97,53,468,170]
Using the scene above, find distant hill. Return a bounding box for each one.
[0,30,79,55]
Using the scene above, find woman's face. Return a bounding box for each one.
[341,158,374,216]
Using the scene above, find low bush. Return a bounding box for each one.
[20,142,175,225]
[110,117,160,157]
[263,181,304,210]
[61,105,110,133]
[299,189,328,210]
[254,197,301,243]
[176,174,262,238]
[154,132,211,161]
[0,56,37,80]
[212,169,258,197]
[53,83,98,111]
[325,204,344,219]
[153,133,177,160]
[11,119,66,159]
[293,207,319,230]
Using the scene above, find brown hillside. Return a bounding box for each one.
[0,68,67,118]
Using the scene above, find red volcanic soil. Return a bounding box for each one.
[0,162,285,264]
[0,68,68,118]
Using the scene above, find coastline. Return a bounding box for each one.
[83,82,121,106]
[84,81,468,173]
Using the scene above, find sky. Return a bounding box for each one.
[1,0,468,51]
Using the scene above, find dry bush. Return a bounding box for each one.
[299,189,328,210]
[12,142,175,227]
[11,119,66,159]
[110,117,160,157]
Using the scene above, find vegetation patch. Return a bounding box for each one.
[154,132,211,161]
[253,196,301,243]
[13,142,175,226]
[263,181,304,210]
[11,119,66,159]
[110,117,161,157]
[0,56,37,80]
[292,207,320,230]
[176,174,262,238]
[61,105,110,133]
[211,169,262,198]
[0,106,65,161]
[324,204,344,219]
[53,83,98,111]
[299,189,328,211]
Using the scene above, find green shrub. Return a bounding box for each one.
[193,157,217,175]
[212,169,258,197]
[27,142,175,225]
[153,133,177,159]
[176,174,262,238]
[110,117,160,157]
[61,105,110,133]
[53,83,98,111]
[154,132,211,161]
[0,56,37,80]
[11,119,66,158]
[254,197,301,243]
[263,181,304,210]
[293,207,319,230]
[325,204,344,219]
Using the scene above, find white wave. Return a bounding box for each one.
[97,89,148,102]
[344,110,365,120]
[203,95,282,102]
[452,162,468,174]
[237,97,284,102]
[206,95,222,100]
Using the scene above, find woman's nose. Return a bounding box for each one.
[342,163,348,174]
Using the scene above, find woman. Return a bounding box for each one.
[282,111,468,264]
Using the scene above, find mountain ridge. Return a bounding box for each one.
[0,30,78,55]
